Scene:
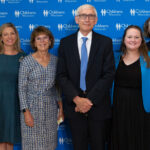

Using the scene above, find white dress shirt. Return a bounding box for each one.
[77,31,92,59]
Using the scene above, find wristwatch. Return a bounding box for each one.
[22,109,26,113]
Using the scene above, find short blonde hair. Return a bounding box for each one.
[0,23,21,54]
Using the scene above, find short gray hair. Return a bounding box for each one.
[75,4,98,17]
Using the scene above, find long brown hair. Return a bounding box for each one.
[0,23,21,54]
[143,17,150,38]
[120,25,150,68]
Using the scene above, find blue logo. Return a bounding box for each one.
[116,23,129,31]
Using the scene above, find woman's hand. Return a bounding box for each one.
[57,101,64,125]
[23,109,34,127]
[57,108,64,124]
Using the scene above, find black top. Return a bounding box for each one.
[115,58,141,89]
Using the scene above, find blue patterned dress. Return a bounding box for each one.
[19,54,60,150]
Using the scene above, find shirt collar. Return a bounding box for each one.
[78,31,92,41]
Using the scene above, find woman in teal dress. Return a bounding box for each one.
[0,23,25,150]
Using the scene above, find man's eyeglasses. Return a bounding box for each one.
[78,14,96,20]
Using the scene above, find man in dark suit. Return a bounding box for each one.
[57,4,115,150]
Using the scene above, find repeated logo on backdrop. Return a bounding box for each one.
[15,25,23,31]
[54,38,61,46]
[94,24,109,31]
[43,10,65,17]
[0,0,22,4]
[58,0,77,3]
[28,0,34,3]
[28,24,51,31]
[0,1,149,150]
[59,137,72,145]
[72,9,77,16]
[100,9,123,16]
[130,9,150,16]
[28,0,48,3]
[0,11,8,18]
[115,23,129,31]
[20,38,30,46]
[58,24,78,31]
[0,0,5,4]
[115,0,135,2]
[112,38,122,45]
[14,10,37,18]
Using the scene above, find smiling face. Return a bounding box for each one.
[75,7,97,36]
[1,27,17,48]
[34,33,51,52]
[124,28,142,53]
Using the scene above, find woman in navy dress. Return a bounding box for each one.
[0,23,25,150]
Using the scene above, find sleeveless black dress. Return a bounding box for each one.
[112,58,145,150]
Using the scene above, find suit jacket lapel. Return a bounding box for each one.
[87,31,98,72]
[72,33,80,68]
[72,31,99,74]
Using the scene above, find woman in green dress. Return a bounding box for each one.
[0,23,25,150]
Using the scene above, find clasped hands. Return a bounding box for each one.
[73,96,93,113]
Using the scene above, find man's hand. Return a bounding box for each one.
[73,96,93,113]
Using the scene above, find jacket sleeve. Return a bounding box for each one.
[87,39,115,105]
[56,39,79,104]
[18,58,30,110]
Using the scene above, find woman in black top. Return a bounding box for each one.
[112,25,150,150]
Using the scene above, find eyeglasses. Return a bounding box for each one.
[35,36,49,42]
[78,14,96,20]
